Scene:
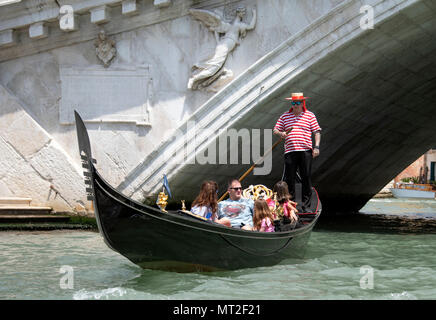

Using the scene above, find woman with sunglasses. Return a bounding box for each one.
[273,92,321,211]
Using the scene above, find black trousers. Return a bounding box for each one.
[283,150,313,207]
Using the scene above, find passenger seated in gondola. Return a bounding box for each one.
[253,199,275,232]
[266,181,298,223]
[191,181,231,226]
[190,180,219,221]
[217,179,254,230]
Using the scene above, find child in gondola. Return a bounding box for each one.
[253,199,275,232]
[191,180,219,221]
[190,181,232,227]
[266,181,298,223]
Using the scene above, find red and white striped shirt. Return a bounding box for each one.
[274,111,321,153]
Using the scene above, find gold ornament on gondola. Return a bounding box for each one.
[156,191,168,212]
[242,184,273,201]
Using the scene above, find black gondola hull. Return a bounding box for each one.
[93,171,319,271]
[75,111,321,272]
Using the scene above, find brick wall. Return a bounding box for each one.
[394,150,436,183]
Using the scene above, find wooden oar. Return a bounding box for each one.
[218,128,292,202]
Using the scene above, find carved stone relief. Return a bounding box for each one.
[94,30,116,68]
[187,6,256,91]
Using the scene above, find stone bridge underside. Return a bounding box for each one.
[125,0,436,214]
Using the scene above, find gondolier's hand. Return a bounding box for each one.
[274,128,292,139]
[312,146,320,158]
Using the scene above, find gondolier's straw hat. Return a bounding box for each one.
[286,92,309,111]
[285,92,310,101]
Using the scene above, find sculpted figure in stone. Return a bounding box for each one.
[187,6,256,90]
[94,30,116,68]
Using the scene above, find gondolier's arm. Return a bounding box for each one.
[313,131,321,158]
[273,128,292,139]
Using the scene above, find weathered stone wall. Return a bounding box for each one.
[0,85,87,213]
[1,0,435,214]
[0,0,347,212]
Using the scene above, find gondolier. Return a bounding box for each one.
[273,92,321,211]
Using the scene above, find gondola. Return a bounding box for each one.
[75,111,321,272]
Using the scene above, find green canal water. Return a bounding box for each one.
[1,198,436,300]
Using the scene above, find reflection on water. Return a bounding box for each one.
[0,198,435,300]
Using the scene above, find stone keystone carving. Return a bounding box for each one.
[187,6,256,91]
[94,30,116,68]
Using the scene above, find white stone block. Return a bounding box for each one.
[0,180,13,198]
[59,66,152,126]
[122,0,139,16]
[1,111,51,159]
[154,0,171,8]
[0,29,16,47]
[29,22,48,39]
[29,140,85,208]
[90,5,110,24]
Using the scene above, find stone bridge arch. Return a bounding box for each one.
[121,0,436,213]
[1,0,435,214]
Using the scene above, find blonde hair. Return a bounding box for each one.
[253,199,275,231]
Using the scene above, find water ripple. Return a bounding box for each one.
[1,205,436,300]
[73,287,128,300]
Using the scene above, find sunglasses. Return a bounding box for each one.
[229,187,242,191]
[291,101,303,105]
